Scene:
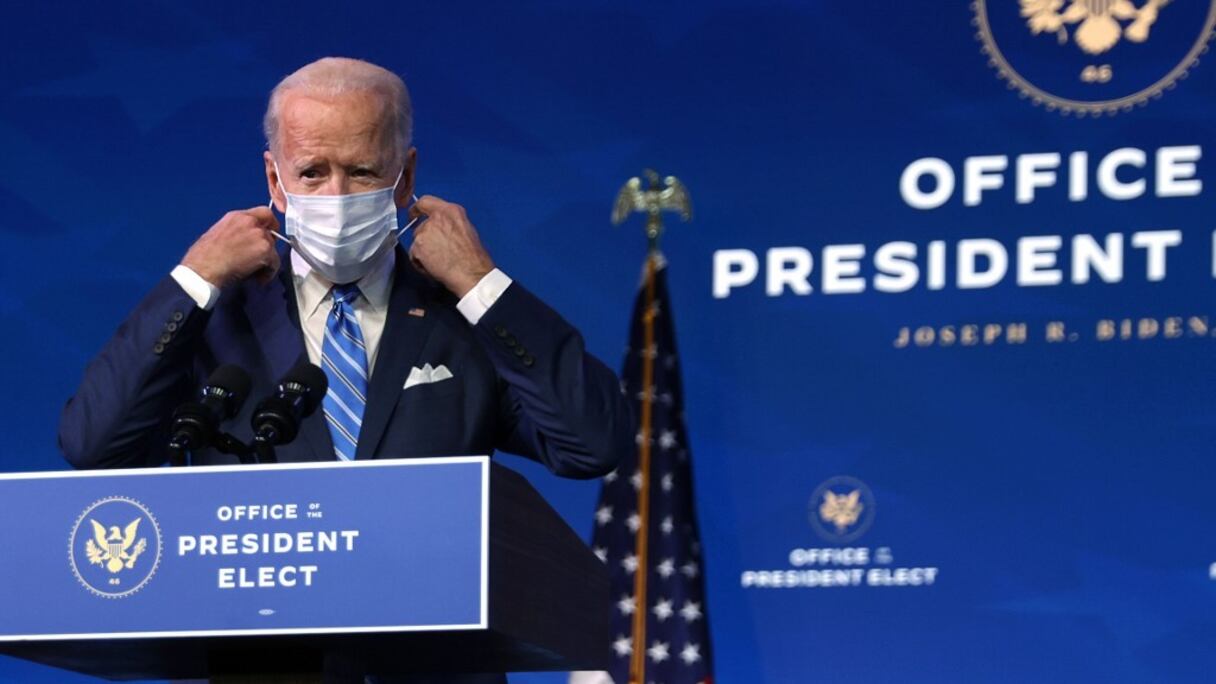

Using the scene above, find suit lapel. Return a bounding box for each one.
[355,250,440,460]
[244,245,333,462]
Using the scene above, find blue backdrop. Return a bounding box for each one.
[3,1,1216,682]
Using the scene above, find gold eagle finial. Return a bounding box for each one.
[612,169,692,248]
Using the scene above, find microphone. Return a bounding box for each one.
[168,364,252,458]
[251,361,328,447]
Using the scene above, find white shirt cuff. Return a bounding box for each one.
[170,265,221,311]
[457,268,513,325]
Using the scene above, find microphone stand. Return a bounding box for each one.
[169,432,256,467]
[253,435,279,464]
[168,442,189,468]
[214,432,257,465]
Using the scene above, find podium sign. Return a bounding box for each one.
[0,458,488,640]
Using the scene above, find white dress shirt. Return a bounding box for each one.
[289,249,395,373]
[170,253,513,375]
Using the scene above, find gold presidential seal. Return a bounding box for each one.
[820,490,864,534]
[69,497,162,598]
[972,0,1216,115]
[809,476,876,543]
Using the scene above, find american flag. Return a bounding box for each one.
[572,254,714,684]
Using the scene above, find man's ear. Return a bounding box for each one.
[264,150,286,213]
[396,147,418,209]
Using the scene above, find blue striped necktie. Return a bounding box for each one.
[321,284,369,461]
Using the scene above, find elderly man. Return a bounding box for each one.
[58,58,631,682]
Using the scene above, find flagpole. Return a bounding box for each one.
[611,170,690,684]
[629,245,659,684]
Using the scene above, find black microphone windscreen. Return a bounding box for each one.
[284,360,328,414]
[208,364,252,405]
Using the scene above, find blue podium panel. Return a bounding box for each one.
[0,457,488,640]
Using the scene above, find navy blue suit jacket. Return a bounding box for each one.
[59,245,633,479]
[59,248,630,682]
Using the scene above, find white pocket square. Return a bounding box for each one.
[403,363,454,390]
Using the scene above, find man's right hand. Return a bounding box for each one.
[181,207,281,288]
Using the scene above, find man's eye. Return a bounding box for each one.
[301,169,320,179]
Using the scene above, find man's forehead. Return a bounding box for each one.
[277,90,393,160]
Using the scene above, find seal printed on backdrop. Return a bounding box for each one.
[972,0,1216,115]
[809,476,877,543]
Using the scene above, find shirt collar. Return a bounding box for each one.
[291,247,396,320]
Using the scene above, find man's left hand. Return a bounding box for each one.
[408,195,496,298]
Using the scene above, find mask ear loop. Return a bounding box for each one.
[395,194,424,237]
[267,161,295,245]
[267,195,293,244]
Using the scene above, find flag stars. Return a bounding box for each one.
[658,430,678,451]
[626,512,641,532]
[622,553,639,574]
[680,600,702,623]
[652,598,674,622]
[680,642,702,665]
[600,288,709,680]
[647,640,670,663]
[617,594,636,615]
[612,635,632,657]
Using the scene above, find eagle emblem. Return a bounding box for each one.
[611,169,692,245]
[85,518,148,574]
[1021,0,1170,55]
[611,170,692,225]
[819,489,864,533]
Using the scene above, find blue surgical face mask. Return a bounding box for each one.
[269,163,422,284]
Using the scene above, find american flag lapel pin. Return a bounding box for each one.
[408,307,426,317]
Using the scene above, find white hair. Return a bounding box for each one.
[263,57,413,161]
